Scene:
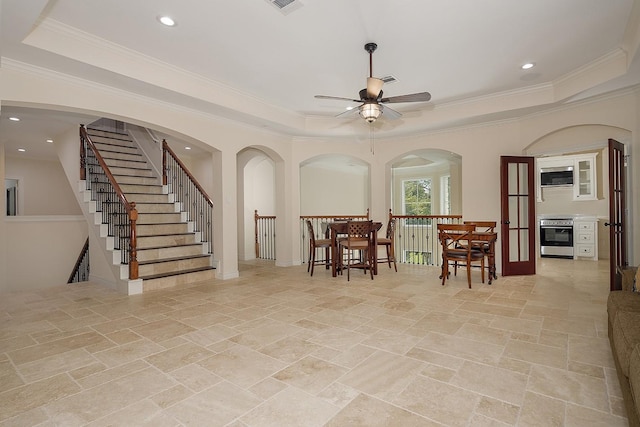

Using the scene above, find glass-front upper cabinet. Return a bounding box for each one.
[536,152,598,202]
[573,153,597,200]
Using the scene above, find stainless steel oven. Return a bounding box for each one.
[540,218,574,258]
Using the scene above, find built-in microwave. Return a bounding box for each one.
[540,166,574,187]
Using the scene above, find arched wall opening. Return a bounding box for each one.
[237,148,276,261]
[388,149,463,217]
[525,124,634,261]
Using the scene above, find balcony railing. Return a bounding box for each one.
[254,209,462,266]
[389,211,462,266]
[255,210,276,260]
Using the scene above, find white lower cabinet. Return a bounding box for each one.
[574,219,597,260]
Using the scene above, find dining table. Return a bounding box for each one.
[326,221,383,277]
[468,231,498,284]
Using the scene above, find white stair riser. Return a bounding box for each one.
[114,176,158,186]
[108,166,154,177]
[137,213,183,224]
[120,184,164,194]
[104,158,149,169]
[98,152,144,164]
[137,244,207,262]
[138,257,211,277]
[142,269,216,292]
[137,234,198,248]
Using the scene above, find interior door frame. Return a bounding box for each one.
[500,156,536,276]
[608,138,628,290]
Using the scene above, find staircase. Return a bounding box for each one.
[80,128,215,293]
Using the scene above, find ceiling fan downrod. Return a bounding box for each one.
[364,42,377,78]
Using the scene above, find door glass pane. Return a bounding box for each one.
[519,229,530,261]
[508,196,520,226]
[519,197,529,228]
[518,163,529,194]
[508,164,518,194]
[509,229,520,262]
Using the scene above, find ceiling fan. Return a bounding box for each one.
[315,42,432,123]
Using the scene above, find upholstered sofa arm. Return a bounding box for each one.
[620,266,639,292]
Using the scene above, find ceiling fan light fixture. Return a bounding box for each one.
[360,103,381,123]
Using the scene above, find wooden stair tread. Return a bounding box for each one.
[139,266,215,281]
[137,243,204,251]
[138,254,210,265]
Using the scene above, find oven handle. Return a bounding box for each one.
[540,226,573,229]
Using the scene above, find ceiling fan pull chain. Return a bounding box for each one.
[370,124,375,155]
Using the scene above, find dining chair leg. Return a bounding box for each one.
[389,245,397,272]
[309,247,315,276]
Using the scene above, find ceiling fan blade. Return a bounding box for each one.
[366,77,384,99]
[335,106,361,118]
[380,91,432,104]
[315,95,361,103]
[380,104,402,120]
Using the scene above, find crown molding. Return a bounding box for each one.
[22,18,305,130]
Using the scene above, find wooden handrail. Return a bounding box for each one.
[80,125,134,214]
[389,208,462,221]
[79,125,139,279]
[162,140,213,206]
[300,209,370,220]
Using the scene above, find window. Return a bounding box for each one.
[440,175,451,215]
[403,179,432,216]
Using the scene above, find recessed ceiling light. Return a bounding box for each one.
[46,139,53,143]
[9,117,20,121]
[17,148,26,152]
[185,146,191,150]
[346,106,354,111]
[521,63,535,70]
[158,16,176,26]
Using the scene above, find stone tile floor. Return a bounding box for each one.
[0,258,627,426]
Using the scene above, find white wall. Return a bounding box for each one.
[3,216,87,292]
[5,156,82,215]
[1,64,638,280]
[300,164,369,216]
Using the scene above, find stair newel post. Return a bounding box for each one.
[255,210,260,259]
[128,202,139,280]
[162,139,168,186]
[80,125,86,180]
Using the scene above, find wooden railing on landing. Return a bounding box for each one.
[162,140,214,254]
[255,210,276,260]
[255,209,461,266]
[80,125,139,279]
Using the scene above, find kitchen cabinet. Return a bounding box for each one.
[574,218,598,260]
[573,153,597,200]
[536,153,597,201]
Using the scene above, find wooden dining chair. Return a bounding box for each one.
[437,223,485,288]
[305,220,331,276]
[463,220,497,277]
[339,220,375,281]
[376,218,397,272]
